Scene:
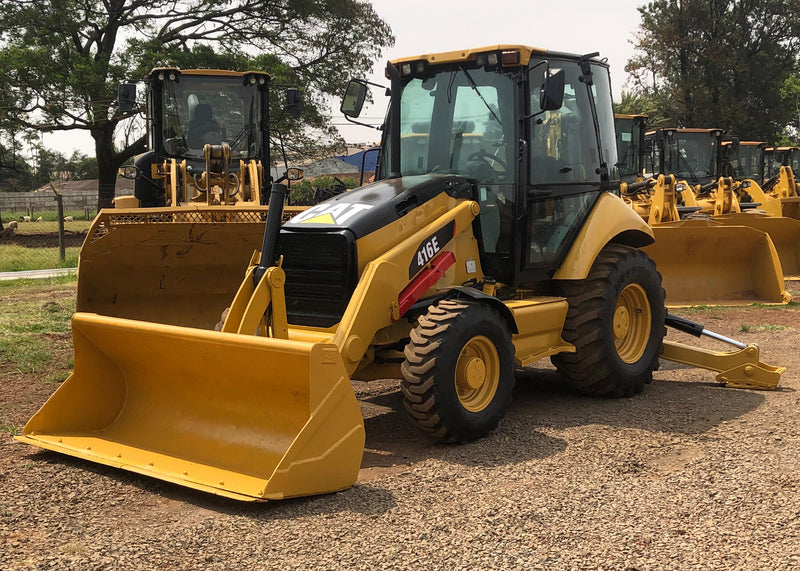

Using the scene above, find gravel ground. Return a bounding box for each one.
[2,290,800,569]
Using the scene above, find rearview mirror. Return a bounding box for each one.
[540,68,565,111]
[286,89,302,118]
[341,80,368,118]
[118,165,140,179]
[117,83,137,114]
[286,167,304,181]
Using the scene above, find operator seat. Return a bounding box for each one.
[187,103,223,148]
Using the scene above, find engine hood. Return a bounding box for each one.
[284,174,475,238]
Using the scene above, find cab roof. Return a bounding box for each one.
[390,44,603,67]
[147,68,271,80]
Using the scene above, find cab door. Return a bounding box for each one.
[520,58,618,279]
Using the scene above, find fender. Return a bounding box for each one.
[554,192,654,280]
[447,286,519,334]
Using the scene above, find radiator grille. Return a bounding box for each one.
[279,230,357,328]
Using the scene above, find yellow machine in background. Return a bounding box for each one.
[79,68,306,329]
[19,46,785,501]
[614,119,790,304]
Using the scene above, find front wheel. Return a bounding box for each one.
[401,300,515,443]
[551,244,666,397]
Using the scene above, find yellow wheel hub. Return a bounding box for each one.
[614,283,652,363]
[455,335,500,412]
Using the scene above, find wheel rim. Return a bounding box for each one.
[455,335,500,412]
[613,283,652,363]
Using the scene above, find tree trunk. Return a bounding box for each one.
[93,125,121,210]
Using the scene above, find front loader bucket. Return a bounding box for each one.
[711,213,800,277]
[781,197,800,220]
[643,221,789,306]
[77,206,307,329]
[16,313,365,501]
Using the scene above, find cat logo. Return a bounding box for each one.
[290,202,374,226]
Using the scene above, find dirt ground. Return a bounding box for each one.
[1,280,799,569]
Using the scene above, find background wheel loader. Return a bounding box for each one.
[649,130,799,276]
[613,120,789,305]
[18,46,784,502]
[79,68,307,328]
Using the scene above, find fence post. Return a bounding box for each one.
[52,184,65,263]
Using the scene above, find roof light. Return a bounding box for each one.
[501,50,520,66]
[401,63,412,76]
[487,53,499,66]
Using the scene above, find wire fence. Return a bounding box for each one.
[0,209,93,273]
[0,186,136,273]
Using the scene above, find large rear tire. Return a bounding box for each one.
[551,244,666,397]
[401,300,515,443]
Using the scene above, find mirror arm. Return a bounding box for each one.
[343,114,382,130]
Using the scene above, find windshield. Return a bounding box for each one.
[724,145,763,181]
[160,75,263,160]
[615,117,642,181]
[390,66,516,184]
[663,132,718,183]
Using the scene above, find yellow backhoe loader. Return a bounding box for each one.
[79,68,307,328]
[615,120,789,304]
[18,46,784,502]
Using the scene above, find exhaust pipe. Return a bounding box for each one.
[254,182,288,284]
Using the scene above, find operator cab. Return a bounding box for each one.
[645,128,723,186]
[343,46,620,286]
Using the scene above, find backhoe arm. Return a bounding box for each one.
[661,314,784,390]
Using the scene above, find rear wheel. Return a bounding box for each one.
[551,244,666,397]
[401,300,515,443]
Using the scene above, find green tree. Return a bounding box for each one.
[67,151,99,180]
[613,90,670,126]
[626,0,800,141]
[0,1,393,208]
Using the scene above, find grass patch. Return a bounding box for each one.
[0,274,77,289]
[0,422,21,436]
[0,283,75,373]
[0,244,80,272]
[4,209,93,222]
[738,323,791,333]
[12,220,92,234]
[0,335,52,373]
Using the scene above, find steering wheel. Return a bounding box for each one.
[468,150,507,170]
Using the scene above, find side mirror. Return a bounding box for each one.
[118,165,140,179]
[341,80,368,118]
[118,83,137,114]
[286,167,304,181]
[540,68,565,111]
[286,89,302,118]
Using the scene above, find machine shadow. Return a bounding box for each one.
[357,362,769,472]
[28,448,398,519]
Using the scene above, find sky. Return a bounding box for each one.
[45,0,644,156]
